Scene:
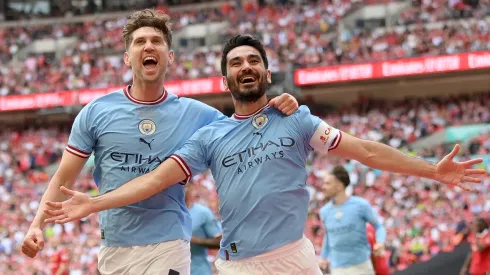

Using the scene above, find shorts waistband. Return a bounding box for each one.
[233,236,308,263]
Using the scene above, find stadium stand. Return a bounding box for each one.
[0,0,489,274]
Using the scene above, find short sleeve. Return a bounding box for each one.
[66,105,95,158]
[170,130,210,184]
[290,105,323,147]
[203,210,222,238]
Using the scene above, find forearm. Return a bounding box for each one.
[91,159,185,212]
[192,236,221,249]
[361,140,436,179]
[31,177,74,229]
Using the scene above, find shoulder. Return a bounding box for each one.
[190,117,236,140]
[350,196,371,207]
[80,89,125,114]
[173,96,217,111]
[89,88,126,106]
[292,105,314,118]
[350,196,370,206]
[320,203,333,215]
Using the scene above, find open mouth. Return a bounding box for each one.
[240,76,257,84]
[142,57,158,70]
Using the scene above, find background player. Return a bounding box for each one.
[186,184,222,275]
[367,223,390,275]
[43,34,486,275]
[48,237,70,275]
[19,10,299,275]
[319,165,387,275]
[460,217,490,275]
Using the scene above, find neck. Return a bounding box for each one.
[333,191,348,205]
[186,200,194,209]
[234,95,268,116]
[130,77,165,102]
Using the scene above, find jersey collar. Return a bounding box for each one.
[232,104,270,120]
[124,85,168,105]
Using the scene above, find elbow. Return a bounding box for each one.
[358,140,376,165]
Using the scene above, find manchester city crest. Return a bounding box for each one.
[139,119,156,135]
[335,211,343,220]
[252,113,268,129]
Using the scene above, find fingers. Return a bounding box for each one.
[281,105,296,116]
[464,168,487,175]
[44,209,65,216]
[461,176,482,183]
[456,183,471,192]
[34,231,44,250]
[277,100,290,112]
[45,201,62,208]
[44,215,67,224]
[21,245,39,258]
[55,217,75,224]
[269,94,298,115]
[60,186,76,196]
[22,237,39,252]
[447,144,460,160]
[268,97,278,107]
[460,158,484,167]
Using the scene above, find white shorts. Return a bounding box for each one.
[330,260,375,275]
[98,240,190,275]
[215,236,322,275]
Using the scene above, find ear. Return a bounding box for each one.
[124,52,131,67]
[266,69,272,84]
[222,76,229,91]
[168,50,175,65]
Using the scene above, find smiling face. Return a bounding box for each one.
[123,26,174,84]
[223,45,271,103]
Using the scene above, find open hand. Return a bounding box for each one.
[43,186,95,224]
[434,144,487,191]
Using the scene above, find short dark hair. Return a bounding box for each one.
[476,217,489,230]
[332,165,350,188]
[123,8,173,50]
[221,34,269,76]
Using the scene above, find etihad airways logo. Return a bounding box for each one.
[109,151,167,174]
[221,137,296,174]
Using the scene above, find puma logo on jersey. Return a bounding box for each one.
[139,138,154,150]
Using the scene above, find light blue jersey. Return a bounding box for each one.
[319,196,386,268]
[189,203,222,275]
[66,86,225,247]
[171,105,341,260]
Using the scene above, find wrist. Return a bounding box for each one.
[29,222,44,231]
[89,196,102,213]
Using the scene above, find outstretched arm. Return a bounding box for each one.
[330,133,485,190]
[44,158,186,224]
[309,121,487,190]
[91,158,187,211]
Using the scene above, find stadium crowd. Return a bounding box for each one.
[1,0,490,95]
[0,92,488,274]
[1,0,489,274]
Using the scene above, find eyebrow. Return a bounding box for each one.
[133,35,163,42]
[228,54,261,63]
